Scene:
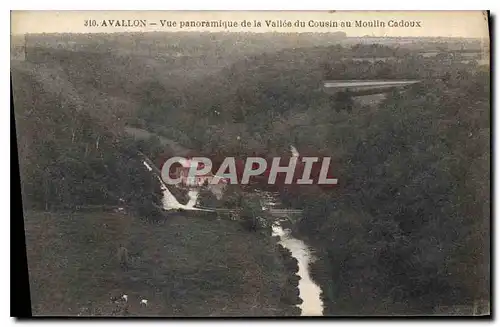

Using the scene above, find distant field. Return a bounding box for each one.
[23,210,297,316]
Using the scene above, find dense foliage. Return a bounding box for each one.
[12,67,164,220]
[144,42,489,314]
[12,35,490,315]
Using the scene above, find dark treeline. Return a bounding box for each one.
[12,67,165,220]
[13,35,305,314]
[289,78,489,314]
[138,43,488,314]
[13,38,490,315]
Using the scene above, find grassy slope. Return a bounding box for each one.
[24,210,296,316]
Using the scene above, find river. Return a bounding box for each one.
[142,160,324,316]
[263,193,324,316]
[272,223,324,316]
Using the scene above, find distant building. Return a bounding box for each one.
[323,79,421,109]
[173,158,229,187]
[323,80,421,95]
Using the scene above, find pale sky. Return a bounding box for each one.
[11,11,489,38]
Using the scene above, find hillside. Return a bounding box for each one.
[139,42,490,314]
[24,210,299,316]
[12,33,311,316]
[13,34,490,316]
[127,42,489,153]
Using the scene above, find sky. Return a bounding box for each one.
[11,11,489,38]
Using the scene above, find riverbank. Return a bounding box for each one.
[24,210,300,316]
[274,223,324,316]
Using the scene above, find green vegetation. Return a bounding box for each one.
[12,66,165,221]
[13,33,326,316]
[197,44,488,315]
[298,78,490,314]
[136,42,488,314]
[24,210,297,316]
[12,33,490,316]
